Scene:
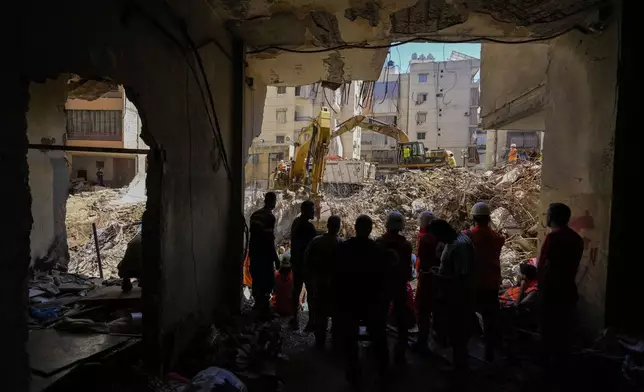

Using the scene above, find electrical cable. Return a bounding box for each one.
[322,86,337,114]
[133,2,250,271]
[246,28,578,54]
[377,52,391,106]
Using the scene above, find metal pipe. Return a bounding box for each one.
[28,144,149,155]
[92,223,104,280]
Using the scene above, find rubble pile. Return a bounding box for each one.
[327,162,542,280]
[244,187,307,242]
[66,188,145,277]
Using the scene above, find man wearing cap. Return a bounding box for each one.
[465,202,505,362]
[377,211,413,365]
[415,211,441,354]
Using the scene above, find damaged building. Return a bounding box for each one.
[1,0,639,390]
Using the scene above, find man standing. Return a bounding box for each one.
[428,219,476,379]
[465,202,504,362]
[338,215,389,388]
[377,211,413,365]
[304,215,342,349]
[290,200,317,329]
[249,192,280,317]
[537,203,584,373]
[415,211,440,354]
[96,167,105,186]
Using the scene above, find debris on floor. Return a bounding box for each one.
[66,187,144,277]
[326,162,542,281]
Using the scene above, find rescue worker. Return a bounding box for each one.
[428,219,476,379]
[249,192,280,317]
[448,152,457,167]
[403,145,411,164]
[271,253,294,316]
[338,215,390,389]
[537,203,584,374]
[414,211,441,355]
[118,226,142,292]
[304,215,343,349]
[415,211,434,274]
[500,263,539,308]
[377,211,413,365]
[290,200,318,330]
[464,202,504,362]
[508,143,518,162]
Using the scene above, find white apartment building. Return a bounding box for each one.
[361,52,481,167]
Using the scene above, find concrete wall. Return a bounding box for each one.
[26,76,69,267]
[124,95,148,176]
[70,154,136,187]
[541,24,618,334]
[480,43,548,130]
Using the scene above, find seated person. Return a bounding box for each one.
[271,253,294,316]
[499,263,539,309]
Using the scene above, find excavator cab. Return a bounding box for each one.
[398,142,447,169]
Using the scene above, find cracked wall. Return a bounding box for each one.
[541,22,618,334]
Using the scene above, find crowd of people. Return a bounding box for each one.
[247,191,584,390]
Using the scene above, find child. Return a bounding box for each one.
[271,253,294,316]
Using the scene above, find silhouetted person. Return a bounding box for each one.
[305,215,343,349]
[429,219,475,382]
[290,200,317,329]
[414,211,440,355]
[538,203,584,380]
[96,167,105,186]
[376,211,413,365]
[249,192,280,317]
[338,215,390,389]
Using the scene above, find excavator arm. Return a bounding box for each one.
[331,116,409,142]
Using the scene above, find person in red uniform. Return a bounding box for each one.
[376,211,413,365]
[414,211,440,355]
[537,203,584,375]
[271,253,294,316]
[464,202,505,362]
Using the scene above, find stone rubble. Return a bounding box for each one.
[66,187,144,277]
[325,161,542,281]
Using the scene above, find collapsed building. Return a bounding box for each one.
[1,0,639,390]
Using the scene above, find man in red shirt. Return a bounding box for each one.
[537,203,584,371]
[465,202,504,362]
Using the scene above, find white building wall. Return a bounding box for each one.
[407,59,480,158]
[123,95,149,175]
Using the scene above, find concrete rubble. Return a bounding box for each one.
[326,162,542,282]
[66,185,144,278]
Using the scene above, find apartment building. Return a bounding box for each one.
[65,87,148,187]
[246,82,363,187]
[362,52,481,167]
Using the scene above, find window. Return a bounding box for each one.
[418,73,428,83]
[295,86,302,96]
[277,86,286,94]
[96,161,105,168]
[276,135,285,144]
[247,154,259,164]
[66,110,123,140]
[470,87,480,107]
[416,112,427,124]
[276,109,287,124]
[469,111,478,126]
[416,93,428,104]
[417,132,426,140]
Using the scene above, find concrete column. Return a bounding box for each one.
[1,73,31,392]
[26,76,69,268]
[542,20,619,334]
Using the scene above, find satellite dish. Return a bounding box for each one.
[419,54,426,60]
[411,53,418,60]
[387,60,395,67]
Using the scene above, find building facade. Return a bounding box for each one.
[65,87,148,188]
[361,52,481,167]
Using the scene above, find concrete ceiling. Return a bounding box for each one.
[205,0,608,85]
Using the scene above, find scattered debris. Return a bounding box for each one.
[66,187,144,277]
[326,162,542,280]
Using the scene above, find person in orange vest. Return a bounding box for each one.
[464,202,505,362]
[508,143,518,162]
[499,263,539,308]
[271,253,294,316]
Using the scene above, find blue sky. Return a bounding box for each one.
[389,42,481,70]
